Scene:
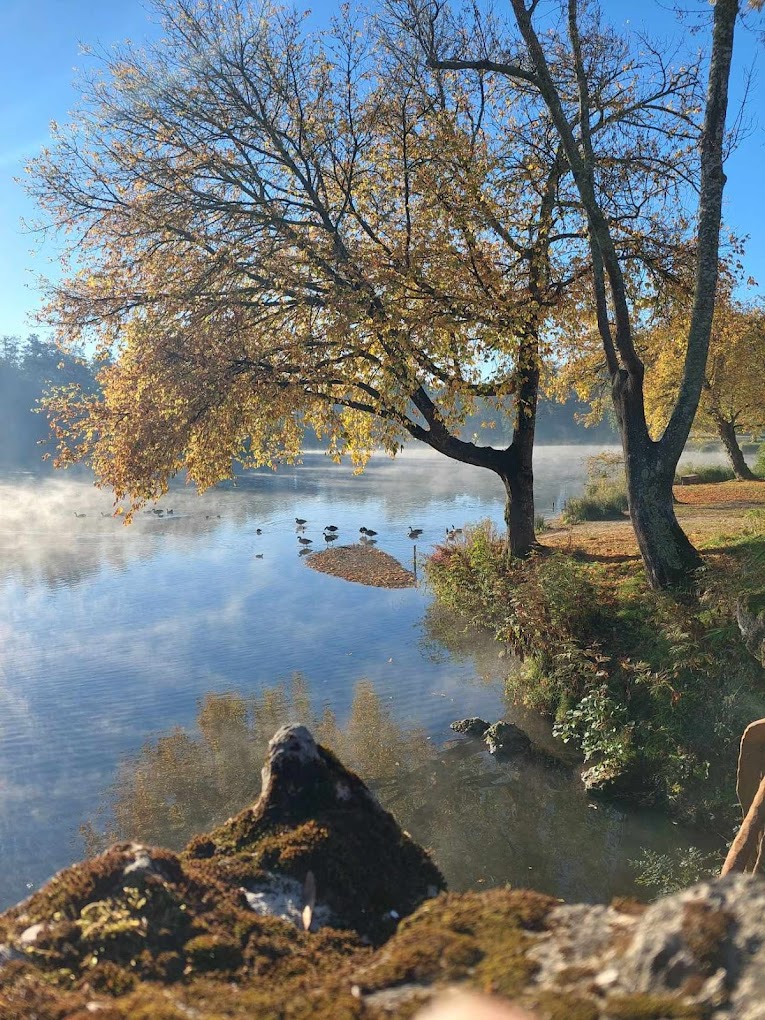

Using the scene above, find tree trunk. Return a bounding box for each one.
[497,450,536,559]
[499,358,539,559]
[716,417,757,481]
[614,371,703,590]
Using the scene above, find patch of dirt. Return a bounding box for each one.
[672,480,765,506]
[541,483,765,563]
[306,543,417,588]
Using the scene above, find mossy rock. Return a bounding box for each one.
[188,726,445,942]
[354,888,555,999]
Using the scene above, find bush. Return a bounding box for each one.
[755,444,765,479]
[675,462,735,484]
[562,452,628,523]
[534,513,548,533]
[426,522,765,823]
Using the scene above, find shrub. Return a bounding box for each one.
[675,462,735,484]
[426,520,765,822]
[755,444,765,479]
[534,513,548,533]
[630,846,720,896]
[562,452,628,523]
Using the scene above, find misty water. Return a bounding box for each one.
[0,446,733,911]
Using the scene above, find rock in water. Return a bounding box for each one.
[483,720,532,756]
[450,717,490,737]
[187,724,445,941]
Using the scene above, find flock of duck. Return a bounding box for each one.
[72,509,465,547]
[291,518,428,548]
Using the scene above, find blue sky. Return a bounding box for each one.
[0,0,762,338]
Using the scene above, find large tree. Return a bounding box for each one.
[32,0,576,552]
[31,0,704,557]
[416,0,750,588]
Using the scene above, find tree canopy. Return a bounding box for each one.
[32,0,715,551]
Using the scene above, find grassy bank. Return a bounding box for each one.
[427,493,765,826]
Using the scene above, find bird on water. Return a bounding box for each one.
[408,526,423,538]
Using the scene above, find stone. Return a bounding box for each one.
[450,717,490,737]
[4,728,765,1020]
[188,723,446,942]
[736,593,765,665]
[483,720,532,756]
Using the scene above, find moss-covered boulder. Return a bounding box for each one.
[3,726,765,1020]
[186,724,445,942]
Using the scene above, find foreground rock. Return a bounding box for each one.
[2,725,765,1019]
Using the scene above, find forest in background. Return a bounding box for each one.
[0,335,617,470]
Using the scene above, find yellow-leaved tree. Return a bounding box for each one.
[414,0,756,587]
[642,279,765,480]
[30,0,719,561]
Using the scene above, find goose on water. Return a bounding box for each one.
[298,536,313,545]
[295,517,307,526]
[408,526,423,538]
[324,525,339,533]
[74,512,86,519]
[360,527,377,537]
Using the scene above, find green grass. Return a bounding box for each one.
[561,452,629,523]
[675,463,735,484]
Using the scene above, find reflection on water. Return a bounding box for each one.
[84,674,721,903]
[0,448,730,910]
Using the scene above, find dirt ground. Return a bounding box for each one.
[305,542,417,588]
[542,480,765,562]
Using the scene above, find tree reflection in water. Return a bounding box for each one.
[82,674,435,857]
[82,673,722,903]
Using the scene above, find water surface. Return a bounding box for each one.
[0,447,730,909]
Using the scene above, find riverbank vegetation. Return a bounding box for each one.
[427,493,765,825]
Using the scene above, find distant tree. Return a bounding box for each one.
[418,0,751,588]
[641,278,765,481]
[0,334,93,467]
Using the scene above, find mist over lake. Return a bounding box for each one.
[0,446,734,910]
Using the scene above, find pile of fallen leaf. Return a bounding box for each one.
[305,543,416,588]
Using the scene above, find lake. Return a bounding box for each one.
[0,445,732,911]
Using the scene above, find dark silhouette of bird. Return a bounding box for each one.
[324,532,338,543]
[360,527,377,537]
[255,553,264,559]
[295,517,307,526]
[256,528,262,535]
[74,512,86,519]
[298,536,313,545]
[324,525,339,533]
[408,526,423,538]
[166,509,174,515]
